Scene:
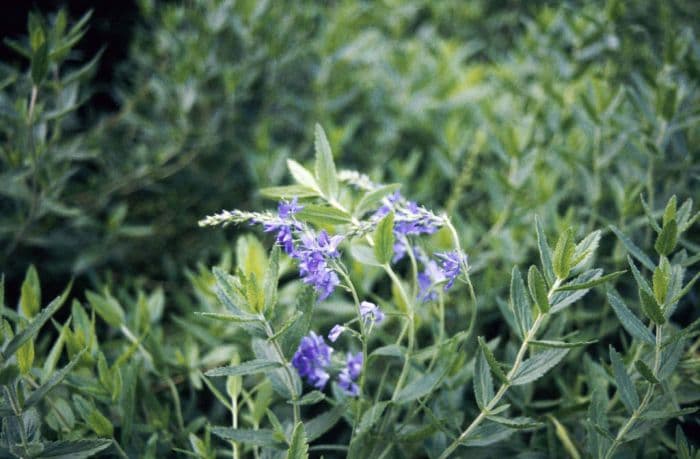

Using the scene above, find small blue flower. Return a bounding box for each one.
[328,325,345,342]
[294,230,343,300]
[359,301,384,324]
[436,250,467,290]
[278,197,303,219]
[292,332,333,389]
[337,352,363,397]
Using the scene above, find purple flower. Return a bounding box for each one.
[263,198,303,255]
[294,230,343,300]
[328,325,345,342]
[337,352,363,397]
[436,250,467,290]
[292,332,333,389]
[278,197,303,219]
[417,258,445,302]
[359,301,384,324]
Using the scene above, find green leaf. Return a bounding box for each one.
[314,124,339,200]
[555,270,625,291]
[610,225,655,270]
[354,184,401,218]
[628,256,653,297]
[535,217,555,285]
[655,219,678,256]
[263,246,280,314]
[639,194,662,232]
[511,348,568,385]
[460,421,515,447]
[550,269,601,313]
[194,312,261,323]
[571,230,601,270]
[305,404,346,442]
[486,415,542,429]
[527,265,549,314]
[212,268,257,318]
[552,228,575,279]
[374,211,395,265]
[639,289,665,325]
[474,350,494,410]
[39,439,113,459]
[652,259,670,306]
[279,286,314,359]
[26,349,85,409]
[295,204,353,225]
[211,428,284,448]
[2,283,71,359]
[19,265,41,318]
[662,195,677,227]
[634,359,659,384]
[288,390,325,406]
[205,359,283,377]
[530,339,598,348]
[260,185,319,200]
[86,290,124,328]
[287,422,309,459]
[478,337,509,384]
[607,291,656,344]
[641,407,697,421]
[350,243,383,267]
[509,267,532,339]
[609,346,639,415]
[287,159,320,192]
[676,425,691,459]
[267,311,302,342]
[17,336,34,374]
[394,361,449,403]
[31,42,49,85]
[357,401,389,434]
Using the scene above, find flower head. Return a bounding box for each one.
[436,250,467,290]
[359,301,384,324]
[293,229,343,300]
[417,257,445,302]
[292,332,333,389]
[337,352,363,397]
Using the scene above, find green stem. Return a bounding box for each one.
[385,264,415,401]
[262,321,300,423]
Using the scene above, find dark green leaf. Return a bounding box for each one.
[634,359,659,384]
[474,350,494,410]
[39,439,113,458]
[530,339,597,348]
[609,346,639,415]
[639,289,665,325]
[610,225,655,270]
[394,362,449,403]
[31,42,49,85]
[509,267,532,339]
[357,401,389,434]
[511,348,568,385]
[211,427,284,448]
[555,270,625,291]
[306,404,346,442]
[288,422,309,459]
[288,391,325,406]
[655,219,678,256]
[205,359,283,377]
[478,337,509,384]
[25,349,85,409]
[607,291,655,344]
[486,415,542,429]
[460,421,515,447]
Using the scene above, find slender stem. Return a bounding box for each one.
[232,386,239,459]
[262,321,300,423]
[603,324,663,459]
[438,279,561,459]
[385,264,415,401]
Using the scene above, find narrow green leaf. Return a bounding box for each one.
[205,359,283,377]
[288,391,325,406]
[374,211,395,265]
[395,362,449,403]
[2,283,71,358]
[460,422,515,447]
[26,349,85,409]
[550,269,601,313]
[655,219,678,256]
[211,428,284,448]
[642,407,697,421]
[314,124,339,200]
[478,337,509,384]
[354,184,401,218]
[511,348,568,385]
[535,217,555,284]
[260,185,319,200]
[287,159,320,192]
[305,404,346,442]
[634,359,659,384]
[530,339,597,349]
[267,311,302,342]
[639,289,665,325]
[571,230,601,270]
[555,270,625,291]
[552,228,575,279]
[349,243,383,267]
[263,246,280,314]
[607,291,655,344]
[86,290,124,328]
[357,401,389,434]
[486,415,542,429]
[39,439,112,458]
[549,415,582,459]
[527,265,550,314]
[474,350,494,411]
[676,425,691,459]
[639,194,662,232]
[288,422,309,459]
[609,346,639,415]
[662,195,677,226]
[652,259,670,306]
[295,204,352,225]
[510,267,532,338]
[19,265,41,318]
[31,42,49,85]
[610,225,655,270]
[194,312,261,323]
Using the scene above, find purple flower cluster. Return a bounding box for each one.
[436,250,467,289]
[417,249,467,301]
[292,332,333,389]
[337,352,363,396]
[263,198,303,255]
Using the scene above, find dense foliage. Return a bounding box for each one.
[0,1,698,457]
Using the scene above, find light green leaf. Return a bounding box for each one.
[263,245,280,314]
[530,339,597,349]
[555,270,625,291]
[610,225,655,270]
[655,219,678,256]
[639,289,665,325]
[260,185,319,200]
[511,348,568,385]
[205,359,283,377]
[287,422,309,459]
[552,228,575,279]
[86,290,124,328]
[571,230,601,270]
[288,391,325,406]
[527,265,549,314]
[287,159,320,192]
[607,291,655,344]
[535,217,555,284]
[394,362,449,403]
[19,265,41,318]
[509,267,532,339]
[314,124,339,200]
[26,349,85,409]
[354,184,401,218]
[478,337,508,384]
[350,243,383,267]
[39,439,113,459]
[662,195,677,227]
[374,212,395,265]
[486,415,542,429]
[609,346,639,415]
[295,204,352,225]
[211,428,284,448]
[550,269,601,313]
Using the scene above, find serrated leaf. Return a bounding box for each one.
[550,269,601,313]
[641,407,697,421]
[555,270,625,291]
[511,348,568,385]
[640,194,662,232]
[652,260,670,306]
[486,415,542,429]
[287,421,309,459]
[655,219,678,256]
[374,212,395,265]
[535,217,555,284]
[305,404,346,441]
[295,204,352,225]
[530,339,597,348]
[474,350,494,410]
[394,361,449,403]
[609,346,639,415]
[354,184,401,218]
[86,290,124,328]
[288,391,325,406]
[610,225,655,270]
[478,337,509,384]
[662,195,677,226]
[19,265,41,318]
[39,439,112,458]
[571,230,601,270]
[607,291,655,344]
[287,159,320,192]
[357,401,389,434]
[460,421,515,447]
[510,267,532,339]
[2,283,71,359]
[17,336,34,374]
[527,265,549,314]
[634,359,659,384]
[314,124,339,200]
[260,185,319,199]
[205,359,283,377]
[26,350,84,409]
[195,312,261,323]
[639,289,665,325]
[552,228,575,279]
[211,428,284,448]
